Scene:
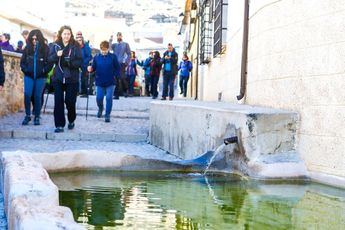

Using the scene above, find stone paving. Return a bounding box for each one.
[0,96,182,229]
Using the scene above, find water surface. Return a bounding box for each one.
[51,171,345,230]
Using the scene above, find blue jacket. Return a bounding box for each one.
[137,57,152,76]
[92,52,120,87]
[80,42,92,72]
[0,48,4,86]
[126,59,137,76]
[48,42,83,84]
[20,43,53,79]
[178,60,193,77]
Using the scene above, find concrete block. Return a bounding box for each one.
[12,130,46,140]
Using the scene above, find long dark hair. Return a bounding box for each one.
[56,25,77,46]
[27,29,46,54]
[153,51,160,60]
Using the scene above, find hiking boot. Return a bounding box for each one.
[97,107,103,118]
[169,97,173,101]
[34,117,40,125]
[105,115,110,123]
[113,96,119,100]
[161,97,166,100]
[54,127,64,133]
[22,116,31,125]
[68,122,75,130]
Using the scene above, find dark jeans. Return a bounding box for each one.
[150,75,159,97]
[96,85,115,116]
[144,74,151,96]
[24,76,46,117]
[127,74,136,95]
[53,81,79,128]
[114,64,128,97]
[179,75,189,97]
[162,72,175,98]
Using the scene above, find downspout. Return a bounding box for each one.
[195,1,200,100]
[237,0,249,101]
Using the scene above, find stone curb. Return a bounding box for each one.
[2,130,148,142]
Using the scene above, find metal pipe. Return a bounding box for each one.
[237,0,249,101]
[224,136,238,145]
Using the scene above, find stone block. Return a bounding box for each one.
[12,130,47,140]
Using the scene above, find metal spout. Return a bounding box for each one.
[224,136,238,145]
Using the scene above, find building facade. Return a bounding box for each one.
[182,0,345,180]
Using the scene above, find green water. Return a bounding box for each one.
[50,171,345,230]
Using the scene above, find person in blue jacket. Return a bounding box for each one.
[178,53,193,97]
[161,43,178,100]
[20,29,53,125]
[137,51,153,96]
[48,25,83,133]
[76,31,92,97]
[88,41,120,122]
[0,48,4,91]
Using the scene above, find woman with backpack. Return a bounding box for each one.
[48,25,82,133]
[20,29,53,125]
[149,51,162,99]
[126,51,138,97]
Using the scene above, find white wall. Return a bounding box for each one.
[201,0,245,102]
[200,0,345,178]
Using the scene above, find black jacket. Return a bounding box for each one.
[20,44,53,79]
[48,42,82,84]
[0,48,4,86]
[162,50,178,75]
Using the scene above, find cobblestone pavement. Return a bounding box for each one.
[0,96,180,229]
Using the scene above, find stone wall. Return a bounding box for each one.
[0,50,23,116]
[198,0,345,179]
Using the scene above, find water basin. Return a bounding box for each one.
[50,171,345,229]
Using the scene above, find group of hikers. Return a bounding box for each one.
[0,25,193,133]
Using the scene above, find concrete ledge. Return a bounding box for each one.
[309,171,345,189]
[0,154,83,229]
[0,131,12,138]
[149,101,308,179]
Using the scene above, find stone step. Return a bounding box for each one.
[0,130,147,142]
[42,109,149,120]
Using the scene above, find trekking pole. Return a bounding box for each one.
[43,87,49,114]
[86,71,91,120]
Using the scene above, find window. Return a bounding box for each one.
[213,0,228,57]
[199,0,213,64]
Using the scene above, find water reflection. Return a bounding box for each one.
[51,171,345,229]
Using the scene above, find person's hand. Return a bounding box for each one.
[165,55,170,60]
[0,85,3,91]
[87,66,93,72]
[57,50,63,57]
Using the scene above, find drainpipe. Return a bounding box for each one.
[194,0,201,100]
[237,0,249,101]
